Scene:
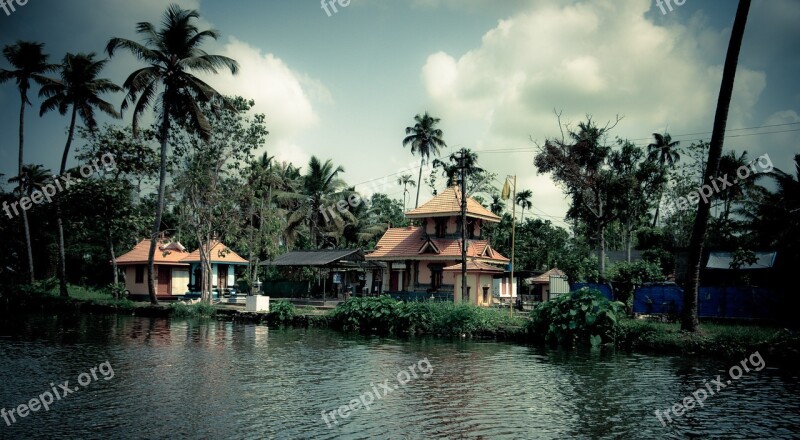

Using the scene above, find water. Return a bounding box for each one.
[0,314,798,439]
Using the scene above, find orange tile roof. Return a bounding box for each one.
[366,226,509,263]
[116,239,191,265]
[443,261,505,273]
[180,241,248,264]
[405,185,501,222]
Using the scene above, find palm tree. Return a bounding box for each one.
[647,132,681,227]
[0,41,56,283]
[287,156,346,248]
[489,193,505,216]
[402,112,446,208]
[396,174,415,211]
[107,4,239,304]
[39,52,121,297]
[682,0,752,332]
[516,189,533,222]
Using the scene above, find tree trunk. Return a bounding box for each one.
[18,90,35,283]
[147,96,171,305]
[626,217,632,263]
[415,158,424,208]
[56,106,78,298]
[682,0,751,332]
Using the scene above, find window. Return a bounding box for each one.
[435,218,447,238]
[135,265,144,284]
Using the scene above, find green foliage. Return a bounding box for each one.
[268,300,296,324]
[607,260,665,306]
[528,287,625,346]
[170,302,217,319]
[330,296,527,337]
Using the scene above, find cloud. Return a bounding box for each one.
[419,0,769,223]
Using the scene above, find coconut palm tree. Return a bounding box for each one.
[396,174,415,211]
[515,189,533,222]
[647,132,681,227]
[489,193,505,216]
[0,41,56,283]
[682,0,752,332]
[106,4,239,304]
[286,156,346,248]
[39,52,121,297]
[403,112,446,208]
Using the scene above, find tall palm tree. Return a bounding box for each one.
[403,112,446,208]
[396,174,415,212]
[0,41,56,283]
[287,156,346,248]
[107,4,239,304]
[647,132,681,227]
[516,189,532,222]
[489,193,505,216]
[682,0,752,332]
[39,52,121,297]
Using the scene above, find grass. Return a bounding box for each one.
[616,318,799,360]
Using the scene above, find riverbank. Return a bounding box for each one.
[2,285,798,362]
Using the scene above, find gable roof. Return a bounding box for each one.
[180,241,248,265]
[405,185,501,223]
[366,226,509,263]
[116,239,191,266]
[261,249,364,267]
[528,268,566,283]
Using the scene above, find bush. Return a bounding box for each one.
[268,300,296,324]
[170,302,216,318]
[330,296,400,334]
[528,287,625,346]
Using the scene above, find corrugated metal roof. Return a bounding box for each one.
[262,249,365,266]
[706,251,777,270]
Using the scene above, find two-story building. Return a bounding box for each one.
[366,185,514,306]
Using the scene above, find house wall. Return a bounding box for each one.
[124,265,149,296]
[172,269,190,295]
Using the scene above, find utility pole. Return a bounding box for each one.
[457,149,468,303]
[502,175,517,317]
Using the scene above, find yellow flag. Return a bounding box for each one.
[501,179,511,200]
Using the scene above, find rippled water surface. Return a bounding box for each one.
[1,314,798,439]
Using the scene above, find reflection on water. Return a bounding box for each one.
[0,314,798,439]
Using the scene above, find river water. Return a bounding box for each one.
[0,314,798,439]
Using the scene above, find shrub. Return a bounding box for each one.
[170,302,216,318]
[329,296,400,334]
[269,300,296,324]
[529,287,625,346]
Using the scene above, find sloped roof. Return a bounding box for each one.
[366,226,509,263]
[116,239,190,266]
[261,249,364,266]
[405,185,501,222]
[528,268,566,283]
[443,261,505,273]
[706,251,776,270]
[180,241,248,264]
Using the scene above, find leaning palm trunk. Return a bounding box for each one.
[146,97,171,305]
[682,0,751,332]
[55,106,77,298]
[18,91,35,283]
[414,158,424,208]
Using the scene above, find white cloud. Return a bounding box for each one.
[420,0,769,224]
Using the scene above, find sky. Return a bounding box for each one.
[1,0,799,229]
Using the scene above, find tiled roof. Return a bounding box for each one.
[405,185,501,222]
[443,261,505,273]
[116,239,190,265]
[528,268,566,283]
[366,226,509,263]
[180,241,249,264]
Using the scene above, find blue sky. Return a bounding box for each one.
[1,0,799,227]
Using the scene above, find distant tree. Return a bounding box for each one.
[515,189,532,222]
[647,132,681,227]
[0,41,57,283]
[396,174,416,212]
[402,112,446,208]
